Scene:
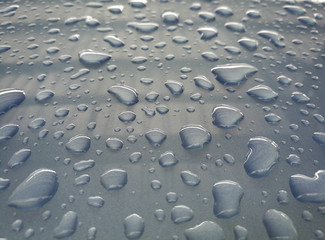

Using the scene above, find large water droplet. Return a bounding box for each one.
[158,151,178,167]
[108,85,139,106]
[165,80,184,95]
[8,169,58,210]
[105,137,123,151]
[193,75,215,91]
[263,209,297,240]
[0,89,25,115]
[290,170,325,203]
[181,171,201,186]
[184,221,225,240]
[87,196,105,208]
[197,27,218,40]
[0,124,19,142]
[79,50,111,65]
[212,180,244,219]
[66,135,91,154]
[73,159,95,172]
[35,90,55,102]
[28,118,46,130]
[100,169,127,190]
[179,124,211,150]
[145,128,167,147]
[211,63,257,85]
[162,11,179,24]
[8,149,31,169]
[171,205,194,224]
[291,91,310,103]
[127,22,159,33]
[53,211,78,239]
[212,104,244,129]
[234,225,248,240]
[257,30,285,48]
[244,137,279,178]
[247,85,278,102]
[123,213,145,239]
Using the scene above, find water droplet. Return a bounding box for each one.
[55,108,69,118]
[184,221,225,240]
[24,228,34,239]
[131,56,147,64]
[212,180,244,219]
[172,36,189,44]
[234,225,248,240]
[291,91,310,103]
[123,213,145,239]
[162,11,179,24]
[70,68,90,80]
[286,154,301,166]
[238,37,258,51]
[87,196,105,208]
[312,132,325,146]
[225,22,246,33]
[211,63,257,85]
[277,190,289,204]
[73,159,95,172]
[247,85,278,102]
[197,27,218,40]
[79,50,111,66]
[166,192,178,203]
[0,178,10,190]
[171,205,194,224]
[104,35,125,47]
[302,210,313,222]
[0,89,25,115]
[127,22,159,33]
[145,129,167,147]
[106,137,123,151]
[88,227,97,240]
[53,211,78,239]
[158,151,178,167]
[66,135,91,154]
[0,45,11,53]
[181,171,200,186]
[263,209,297,240]
[35,90,55,102]
[283,5,306,15]
[201,51,219,62]
[8,169,58,210]
[212,104,244,129]
[0,124,19,142]
[11,219,23,232]
[194,76,215,91]
[74,174,90,186]
[290,170,325,203]
[128,0,147,8]
[244,137,279,178]
[28,118,46,130]
[8,149,31,169]
[298,16,316,26]
[257,30,285,48]
[129,152,142,163]
[246,9,261,19]
[265,113,281,125]
[198,11,215,22]
[154,209,165,222]
[179,124,211,150]
[107,5,124,14]
[108,85,139,106]
[100,169,127,190]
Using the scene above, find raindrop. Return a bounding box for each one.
[257,30,285,48]
[8,169,58,210]
[108,85,139,106]
[172,36,189,44]
[118,111,136,123]
[107,5,124,14]
[11,219,23,232]
[35,90,55,102]
[129,152,142,163]
[74,174,90,186]
[283,5,306,15]
[154,209,165,222]
[0,45,11,54]
[100,169,127,190]
[28,118,46,130]
[127,22,159,33]
[225,22,246,33]
[212,180,244,219]
[0,89,25,116]
[277,190,289,204]
[104,35,125,47]
[105,137,123,151]
[87,196,105,208]
[0,124,19,142]
[212,104,244,129]
[186,222,225,240]
[197,27,218,40]
[65,135,91,154]
[291,92,310,103]
[158,151,178,167]
[123,213,145,239]
[8,149,31,169]
[247,85,278,102]
[55,108,69,118]
[211,63,257,85]
[162,11,179,24]
[53,211,78,239]
[265,113,281,125]
[290,170,325,203]
[313,132,325,146]
[286,154,301,166]
[201,52,219,62]
[238,37,258,51]
[181,171,200,186]
[244,137,279,178]
[179,124,211,150]
[171,205,194,224]
[198,11,215,22]
[0,178,10,190]
[73,159,95,172]
[234,225,248,240]
[263,209,297,240]
[79,50,111,66]
[277,75,292,86]
[193,76,215,91]
[145,128,167,147]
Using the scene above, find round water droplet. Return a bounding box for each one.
[100,169,127,190]
[212,104,244,129]
[35,90,55,102]
[66,135,91,154]
[123,214,145,239]
[105,137,123,151]
[179,124,211,150]
[171,205,194,224]
[265,113,281,125]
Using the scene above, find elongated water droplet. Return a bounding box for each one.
[0,124,19,142]
[194,76,215,91]
[87,196,105,208]
[257,30,285,48]
[263,209,297,240]
[79,50,111,65]
[73,159,95,172]
[184,221,225,240]
[181,171,200,186]
[290,170,325,203]
[211,63,257,85]
[8,169,58,210]
[165,80,184,95]
[0,89,25,115]
[104,35,125,47]
[127,22,159,33]
[35,90,55,102]
[247,85,278,101]
[8,149,31,169]
[108,85,139,106]
[54,211,78,239]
